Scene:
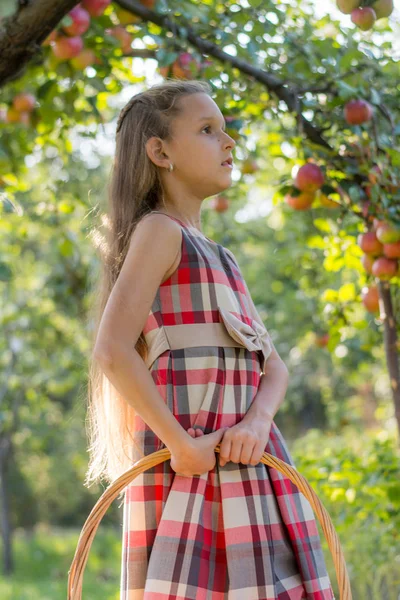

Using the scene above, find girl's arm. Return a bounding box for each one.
[97,345,193,454]
[93,214,194,455]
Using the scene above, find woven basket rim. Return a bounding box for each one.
[67,445,352,600]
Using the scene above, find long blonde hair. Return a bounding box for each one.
[84,79,213,488]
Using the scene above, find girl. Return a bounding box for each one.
[85,79,335,599]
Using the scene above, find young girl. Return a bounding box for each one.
[85,79,335,599]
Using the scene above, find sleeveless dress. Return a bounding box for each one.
[120,212,336,600]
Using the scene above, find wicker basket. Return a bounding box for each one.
[67,445,352,599]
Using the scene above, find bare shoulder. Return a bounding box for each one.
[133,211,183,241]
[93,213,182,360]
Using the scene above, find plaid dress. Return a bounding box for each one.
[120,213,335,600]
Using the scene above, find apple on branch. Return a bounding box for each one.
[361,285,380,313]
[383,241,400,259]
[376,221,400,244]
[71,48,97,69]
[52,36,84,60]
[361,253,375,274]
[371,256,398,280]
[210,195,229,213]
[344,99,374,125]
[371,0,394,20]
[294,163,324,193]
[336,0,360,15]
[61,6,91,37]
[12,93,36,112]
[81,0,112,18]
[351,7,377,30]
[357,231,384,256]
[285,188,315,210]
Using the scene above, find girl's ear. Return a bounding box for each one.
[146,136,170,169]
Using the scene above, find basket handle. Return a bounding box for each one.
[67,445,352,599]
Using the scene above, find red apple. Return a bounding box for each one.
[6,107,21,122]
[372,256,398,280]
[361,286,380,313]
[315,333,329,348]
[6,107,30,124]
[357,231,384,255]
[81,0,111,17]
[52,36,84,60]
[351,7,377,30]
[336,0,360,14]
[361,253,375,274]
[7,107,24,122]
[344,99,374,125]
[371,0,394,19]
[106,26,133,53]
[70,48,97,69]
[12,93,36,112]
[172,52,199,79]
[159,65,170,77]
[294,163,324,193]
[376,222,400,244]
[211,195,229,213]
[383,241,400,259]
[62,6,91,37]
[285,190,315,210]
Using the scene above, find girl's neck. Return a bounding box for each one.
[152,208,204,234]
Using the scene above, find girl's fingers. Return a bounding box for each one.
[187,427,205,438]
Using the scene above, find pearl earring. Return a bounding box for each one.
[168,163,174,172]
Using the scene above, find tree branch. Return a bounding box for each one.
[0,0,332,150]
[117,0,332,149]
[0,0,79,86]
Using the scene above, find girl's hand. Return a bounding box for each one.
[218,417,272,467]
[187,427,205,439]
[170,427,228,477]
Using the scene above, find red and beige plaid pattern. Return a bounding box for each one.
[120,214,335,600]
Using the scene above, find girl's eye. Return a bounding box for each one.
[203,125,226,134]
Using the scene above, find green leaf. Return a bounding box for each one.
[0,262,12,281]
[313,218,332,233]
[336,81,359,100]
[338,283,356,303]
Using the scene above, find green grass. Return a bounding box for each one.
[0,525,121,600]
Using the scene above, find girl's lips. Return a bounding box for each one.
[221,162,233,168]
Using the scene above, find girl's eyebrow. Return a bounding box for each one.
[198,116,226,130]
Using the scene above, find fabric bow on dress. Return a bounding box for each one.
[218,306,273,374]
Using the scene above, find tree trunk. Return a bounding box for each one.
[378,280,400,441]
[0,434,14,575]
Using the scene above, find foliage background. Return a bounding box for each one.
[0,0,399,598]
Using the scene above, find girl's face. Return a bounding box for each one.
[164,93,236,198]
